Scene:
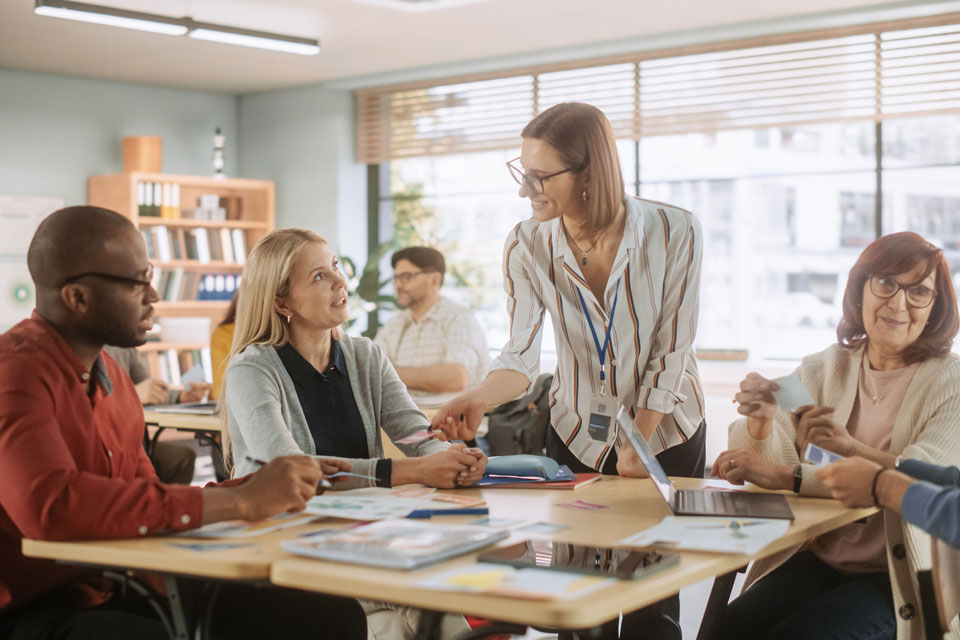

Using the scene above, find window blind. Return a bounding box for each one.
[356,14,960,163]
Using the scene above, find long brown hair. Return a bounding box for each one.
[521,102,625,234]
[220,228,344,471]
[838,231,958,364]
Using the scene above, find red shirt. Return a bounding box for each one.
[0,313,203,613]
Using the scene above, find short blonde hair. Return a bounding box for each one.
[522,102,625,233]
[221,228,343,470]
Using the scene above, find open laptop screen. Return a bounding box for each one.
[617,407,675,504]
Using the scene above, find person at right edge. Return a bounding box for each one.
[432,102,706,640]
[712,231,960,640]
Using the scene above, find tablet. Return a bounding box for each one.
[477,539,679,580]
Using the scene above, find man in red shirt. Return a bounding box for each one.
[0,206,365,639]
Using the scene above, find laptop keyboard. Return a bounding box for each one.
[677,489,749,515]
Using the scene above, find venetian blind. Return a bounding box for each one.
[356,15,960,163]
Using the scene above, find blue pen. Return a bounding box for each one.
[406,508,489,519]
[244,455,333,490]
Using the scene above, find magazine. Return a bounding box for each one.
[281,520,509,570]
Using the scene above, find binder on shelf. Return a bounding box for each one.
[154,226,172,263]
[141,229,156,260]
[136,182,146,217]
[150,266,162,292]
[141,181,157,217]
[153,183,163,218]
[161,183,172,219]
[169,228,185,260]
[231,229,246,264]
[208,230,223,261]
[165,349,181,386]
[172,184,181,218]
[219,229,235,263]
[192,228,211,263]
[183,228,199,260]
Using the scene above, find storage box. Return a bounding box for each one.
[159,317,210,343]
[123,136,163,173]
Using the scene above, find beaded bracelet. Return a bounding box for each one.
[870,467,890,507]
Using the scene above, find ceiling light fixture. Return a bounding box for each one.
[33,0,320,55]
[188,23,320,56]
[34,0,187,35]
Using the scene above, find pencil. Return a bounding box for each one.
[243,455,333,489]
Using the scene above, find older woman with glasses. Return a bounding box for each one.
[432,102,706,639]
[712,231,960,640]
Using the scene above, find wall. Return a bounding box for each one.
[0,68,239,207]
[237,84,366,262]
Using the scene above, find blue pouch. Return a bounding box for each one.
[484,454,569,481]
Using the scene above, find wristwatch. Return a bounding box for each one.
[793,464,803,493]
[894,454,903,469]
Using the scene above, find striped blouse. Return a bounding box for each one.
[489,195,705,470]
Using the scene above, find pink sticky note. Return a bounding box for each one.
[558,500,609,511]
[396,430,437,444]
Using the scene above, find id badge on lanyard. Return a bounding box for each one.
[577,280,621,444]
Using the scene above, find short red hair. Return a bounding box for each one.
[838,231,958,364]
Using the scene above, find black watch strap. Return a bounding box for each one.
[793,464,803,493]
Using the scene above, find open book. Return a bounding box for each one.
[282,520,509,570]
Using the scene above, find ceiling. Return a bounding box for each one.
[0,0,944,94]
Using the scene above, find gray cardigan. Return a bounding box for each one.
[224,336,448,487]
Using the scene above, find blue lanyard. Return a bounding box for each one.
[576,278,620,386]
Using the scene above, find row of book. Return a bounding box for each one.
[137,182,181,218]
[137,183,241,221]
[151,268,240,302]
[145,348,213,387]
[141,226,247,264]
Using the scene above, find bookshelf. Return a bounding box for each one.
[89,172,275,383]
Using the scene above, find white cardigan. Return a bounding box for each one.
[728,343,960,640]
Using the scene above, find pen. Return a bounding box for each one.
[244,455,333,490]
[406,508,489,519]
[327,471,379,481]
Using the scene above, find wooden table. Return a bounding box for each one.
[22,517,322,640]
[22,477,875,639]
[271,477,875,633]
[143,410,222,433]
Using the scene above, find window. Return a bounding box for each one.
[368,16,960,362]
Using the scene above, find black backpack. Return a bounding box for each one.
[483,373,554,456]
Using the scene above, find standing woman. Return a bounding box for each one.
[433,102,706,639]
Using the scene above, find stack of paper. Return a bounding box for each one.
[620,516,791,555]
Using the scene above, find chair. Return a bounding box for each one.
[918,538,960,639]
[483,374,553,456]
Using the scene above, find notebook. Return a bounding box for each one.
[619,408,794,520]
[281,520,509,570]
[148,401,219,415]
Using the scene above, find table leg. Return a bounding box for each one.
[164,576,194,640]
[696,568,743,640]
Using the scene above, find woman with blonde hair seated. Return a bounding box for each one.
[221,228,484,639]
[712,231,960,640]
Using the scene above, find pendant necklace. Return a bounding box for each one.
[862,352,908,406]
[562,218,608,266]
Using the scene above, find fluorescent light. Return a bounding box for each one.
[34,1,187,36]
[189,27,320,56]
[33,0,320,55]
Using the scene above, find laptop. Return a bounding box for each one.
[146,401,219,416]
[618,408,794,520]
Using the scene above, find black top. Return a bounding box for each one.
[275,341,391,487]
